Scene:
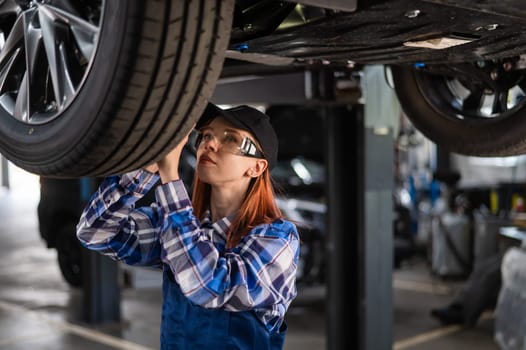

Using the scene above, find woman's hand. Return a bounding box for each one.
[143,163,159,174]
[158,127,194,184]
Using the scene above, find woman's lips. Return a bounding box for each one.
[199,154,215,165]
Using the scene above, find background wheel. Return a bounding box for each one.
[390,61,526,157]
[0,0,234,177]
[57,239,83,288]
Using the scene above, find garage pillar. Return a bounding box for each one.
[80,177,121,324]
[1,155,9,189]
[326,65,397,350]
[81,250,121,323]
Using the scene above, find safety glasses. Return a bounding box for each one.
[194,129,264,159]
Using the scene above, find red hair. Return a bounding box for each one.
[191,170,283,248]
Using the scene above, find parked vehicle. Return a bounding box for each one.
[1,0,526,178]
[273,156,327,286]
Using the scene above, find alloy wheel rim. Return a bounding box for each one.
[0,0,103,125]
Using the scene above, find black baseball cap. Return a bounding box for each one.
[196,103,278,170]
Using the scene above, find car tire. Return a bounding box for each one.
[0,0,233,177]
[390,62,526,157]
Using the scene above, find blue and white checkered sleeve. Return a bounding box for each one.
[76,170,164,266]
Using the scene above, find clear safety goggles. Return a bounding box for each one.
[194,129,264,159]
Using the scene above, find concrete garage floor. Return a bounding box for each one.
[0,166,501,350]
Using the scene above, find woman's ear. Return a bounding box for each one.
[248,159,268,177]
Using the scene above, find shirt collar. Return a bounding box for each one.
[201,209,236,238]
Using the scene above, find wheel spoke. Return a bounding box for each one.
[23,11,41,74]
[45,4,99,60]
[0,93,15,115]
[492,90,509,114]
[23,10,41,120]
[14,71,29,121]
[0,12,24,105]
[0,47,20,97]
[0,13,24,67]
[39,6,75,110]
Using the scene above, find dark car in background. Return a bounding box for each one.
[1,0,526,179]
[273,156,327,286]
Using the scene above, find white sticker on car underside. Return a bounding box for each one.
[403,37,473,50]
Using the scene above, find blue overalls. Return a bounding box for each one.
[160,266,287,349]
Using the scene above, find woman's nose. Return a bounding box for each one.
[203,136,219,151]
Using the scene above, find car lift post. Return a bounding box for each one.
[1,155,9,189]
[79,177,121,324]
[325,65,396,350]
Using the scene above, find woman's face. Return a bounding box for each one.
[195,117,262,186]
